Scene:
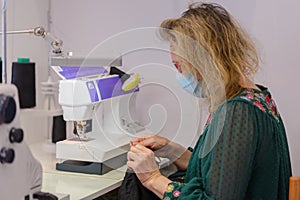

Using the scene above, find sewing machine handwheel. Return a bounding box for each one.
[0,147,15,164]
[0,95,16,124]
[9,128,24,143]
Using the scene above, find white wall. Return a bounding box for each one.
[0,0,50,144]
[49,0,300,175]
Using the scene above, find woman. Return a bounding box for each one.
[127,3,291,199]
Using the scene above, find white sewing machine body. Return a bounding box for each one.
[57,75,141,162]
[0,84,43,199]
[53,55,145,174]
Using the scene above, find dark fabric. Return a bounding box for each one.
[118,169,160,200]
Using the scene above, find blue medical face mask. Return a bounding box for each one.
[176,72,205,98]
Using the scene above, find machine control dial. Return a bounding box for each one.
[0,95,16,124]
[9,128,24,143]
[0,147,15,164]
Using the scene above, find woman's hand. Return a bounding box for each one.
[127,143,172,198]
[130,135,171,158]
[127,143,161,185]
[130,135,191,170]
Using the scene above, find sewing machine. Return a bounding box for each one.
[0,84,64,199]
[53,54,145,175]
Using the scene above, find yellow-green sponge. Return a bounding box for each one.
[122,73,141,91]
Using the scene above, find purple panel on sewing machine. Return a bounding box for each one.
[97,76,138,100]
[59,66,108,79]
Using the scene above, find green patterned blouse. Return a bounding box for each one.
[163,85,292,200]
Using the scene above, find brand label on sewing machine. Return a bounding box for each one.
[86,81,99,102]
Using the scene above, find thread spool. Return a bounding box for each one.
[11,58,36,108]
[0,57,2,83]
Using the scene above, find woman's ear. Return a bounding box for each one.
[188,65,202,81]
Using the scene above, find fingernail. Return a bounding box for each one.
[130,141,138,146]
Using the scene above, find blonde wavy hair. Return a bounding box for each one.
[159,3,259,112]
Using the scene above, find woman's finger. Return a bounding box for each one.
[132,143,153,154]
[130,145,139,153]
[130,138,143,146]
[127,160,136,170]
[130,135,154,146]
[128,148,150,162]
[127,150,140,161]
[139,137,156,147]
